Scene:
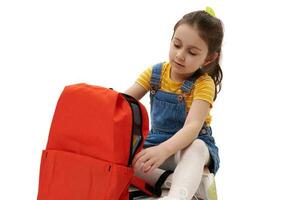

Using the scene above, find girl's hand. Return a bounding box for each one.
[132,145,170,173]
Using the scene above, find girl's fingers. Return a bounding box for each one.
[134,158,144,171]
[132,153,141,164]
[138,162,145,171]
[133,149,146,164]
[146,163,157,174]
[143,159,154,172]
[143,165,152,173]
[134,155,151,171]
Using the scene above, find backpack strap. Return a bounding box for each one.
[129,170,173,199]
[121,93,144,166]
[130,175,161,199]
[150,62,164,91]
[154,170,173,189]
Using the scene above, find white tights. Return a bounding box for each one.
[135,139,210,200]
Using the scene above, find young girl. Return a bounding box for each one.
[125,8,224,200]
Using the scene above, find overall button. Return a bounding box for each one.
[150,90,156,95]
[178,95,184,102]
[201,129,207,134]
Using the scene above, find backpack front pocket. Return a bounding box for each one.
[37,150,133,200]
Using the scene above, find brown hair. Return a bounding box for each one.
[173,10,224,100]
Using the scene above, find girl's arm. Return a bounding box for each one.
[133,99,210,172]
[124,83,148,100]
[160,99,210,157]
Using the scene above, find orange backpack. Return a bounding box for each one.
[36,83,163,200]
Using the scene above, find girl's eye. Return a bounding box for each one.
[189,51,197,56]
[174,43,181,48]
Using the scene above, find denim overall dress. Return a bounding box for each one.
[143,63,220,174]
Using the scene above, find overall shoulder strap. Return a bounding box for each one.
[150,62,164,90]
[181,68,204,94]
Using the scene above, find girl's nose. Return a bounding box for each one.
[176,51,185,61]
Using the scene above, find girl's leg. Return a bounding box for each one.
[134,154,178,186]
[134,168,165,186]
[164,139,210,200]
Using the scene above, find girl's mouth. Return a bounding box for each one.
[174,60,185,68]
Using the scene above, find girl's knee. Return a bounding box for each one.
[191,139,207,150]
[185,139,209,159]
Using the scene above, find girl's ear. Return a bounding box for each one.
[203,52,219,66]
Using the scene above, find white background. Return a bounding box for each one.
[1,0,301,199]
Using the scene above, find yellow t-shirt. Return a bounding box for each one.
[136,62,215,125]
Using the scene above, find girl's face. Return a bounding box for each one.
[169,24,209,82]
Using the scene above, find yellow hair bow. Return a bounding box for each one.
[205,6,216,17]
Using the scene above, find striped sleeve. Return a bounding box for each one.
[193,75,215,107]
[135,66,152,91]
